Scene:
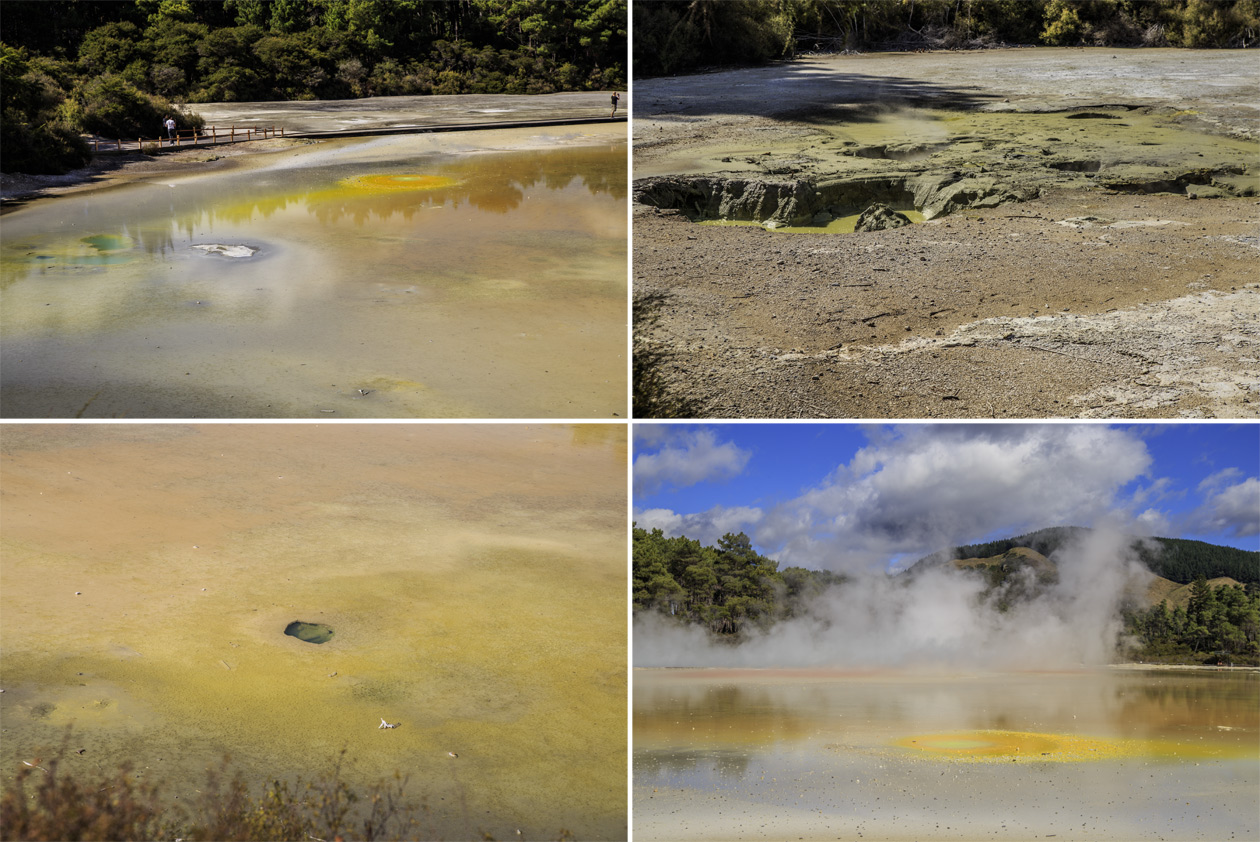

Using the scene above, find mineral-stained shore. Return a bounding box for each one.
[633,48,1259,418]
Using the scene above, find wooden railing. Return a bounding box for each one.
[90,125,285,153]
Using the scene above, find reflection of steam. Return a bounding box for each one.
[635,528,1152,670]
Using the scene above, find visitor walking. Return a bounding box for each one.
[164,115,176,144]
[610,92,620,118]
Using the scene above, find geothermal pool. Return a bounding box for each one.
[634,668,1258,841]
[0,425,627,840]
[0,126,626,418]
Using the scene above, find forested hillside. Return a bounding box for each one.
[635,0,1259,77]
[1126,576,1259,663]
[1,0,625,173]
[634,525,1260,663]
[914,526,1260,585]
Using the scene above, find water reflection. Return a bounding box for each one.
[634,669,1260,751]
[634,669,1259,841]
[0,132,627,418]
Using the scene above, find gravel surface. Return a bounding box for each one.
[633,49,1260,418]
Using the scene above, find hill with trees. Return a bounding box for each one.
[634,524,1260,663]
[2,0,626,173]
[910,525,1260,585]
[635,0,1259,77]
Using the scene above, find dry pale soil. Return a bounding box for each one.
[633,48,1260,418]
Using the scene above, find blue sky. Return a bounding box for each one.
[633,423,1260,572]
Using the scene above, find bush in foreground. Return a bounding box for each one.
[1,742,422,842]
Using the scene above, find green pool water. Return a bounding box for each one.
[285,621,334,644]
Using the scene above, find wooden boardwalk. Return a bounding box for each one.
[90,125,285,154]
[90,114,625,155]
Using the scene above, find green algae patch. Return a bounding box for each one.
[699,209,926,234]
[13,233,137,267]
[81,234,134,252]
[285,620,334,644]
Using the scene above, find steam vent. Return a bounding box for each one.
[284,621,334,644]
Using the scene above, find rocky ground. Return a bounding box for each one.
[633,48,1260,418]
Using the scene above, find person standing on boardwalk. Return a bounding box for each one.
[164,115,176,144]
[610,92,620,117]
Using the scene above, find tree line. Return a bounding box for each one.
[1125,577,1260,664]
[635,0,1259,77]
[1,0,626,174]
[635,525,1259,663]
[633,526,846,638]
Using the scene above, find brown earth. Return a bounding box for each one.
[633,49,1260,419]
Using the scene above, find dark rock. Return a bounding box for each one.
[855,203,913,232]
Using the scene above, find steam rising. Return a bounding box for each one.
[634,527,1153,670]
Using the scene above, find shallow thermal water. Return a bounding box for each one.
[0,127,626,418]
[634,668,1258,841]
[0,425,627,840]
[699,210,927,234]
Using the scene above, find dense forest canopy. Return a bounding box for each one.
[1,0,625,173]
[635,0,1259,76]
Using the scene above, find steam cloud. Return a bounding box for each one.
[634,424,1258,670]
[636,424,1157,572]
[635,526,1154,670]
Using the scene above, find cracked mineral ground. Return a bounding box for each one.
[633,48,1259,418]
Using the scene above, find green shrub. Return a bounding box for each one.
[69,74,203,140]
[0,117,91,173]
[1042,0,1087,44]
[0,42,90,174]
[77,22,145,75]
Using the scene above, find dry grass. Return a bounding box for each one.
[1,734,434,841]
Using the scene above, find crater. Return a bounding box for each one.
[284,621,334,644]
[635,172,1032,231]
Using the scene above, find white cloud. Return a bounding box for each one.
[751,425,1152,571]
[1134,507,1172,536]
[635,505,764,547]
[633,428,751,495]
[1187,476,1260,538]
[631,424,673,449]
[1198,467,1243,493]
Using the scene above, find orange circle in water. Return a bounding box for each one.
[339,174,457,191]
